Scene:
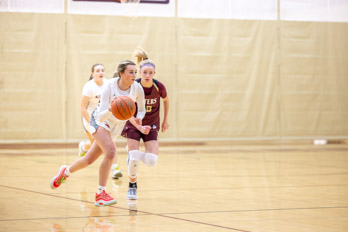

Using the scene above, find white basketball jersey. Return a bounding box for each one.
[96,77,146,123]
[82,79,108,116]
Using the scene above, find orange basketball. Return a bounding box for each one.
[111,96,136,120]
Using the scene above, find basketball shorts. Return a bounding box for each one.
[121,125,158,142]
[90,110,125,141]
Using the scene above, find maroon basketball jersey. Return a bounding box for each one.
[125,79,167,131]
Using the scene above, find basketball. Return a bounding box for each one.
[110,96,136,120]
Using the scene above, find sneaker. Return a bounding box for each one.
[112,169,123,179]
[127,187,138,200]
[79,141,86,157]
[95,190,117,207]
[50,165,69,189]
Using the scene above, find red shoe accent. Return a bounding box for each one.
[50,165,69,189]
[95,190,117,206]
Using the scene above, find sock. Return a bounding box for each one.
[80,141,87,152]
[97,185,106,194]
[64,167,71,177]
[83,140,90,151]
[112,164,119,170]
[82,143,87,152]
[129,182,137,188]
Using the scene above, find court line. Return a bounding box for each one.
[3,184,348,231]
[160,147,348,154]
[45,183,348,195]
[136,183,348,193]
[0,213,145,222]
[0,184,252,232]
[160,205,348,215]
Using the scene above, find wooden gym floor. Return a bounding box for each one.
[0,141,348,232]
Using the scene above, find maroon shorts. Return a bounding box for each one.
[121,126,158,142]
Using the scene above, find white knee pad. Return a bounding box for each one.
[144,153,158,167]
[128,150,140,178]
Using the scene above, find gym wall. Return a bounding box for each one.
[0,0,347,142]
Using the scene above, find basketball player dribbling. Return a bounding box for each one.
[50,60,149,206]
[121,48,170,200]
[79,64,123,179]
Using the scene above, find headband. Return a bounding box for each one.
[140,63,156,69]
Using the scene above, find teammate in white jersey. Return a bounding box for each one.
[79,64,122,179]
[50,60,148,207]
[79,64,106,156]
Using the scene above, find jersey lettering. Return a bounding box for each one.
[145,98,157,105]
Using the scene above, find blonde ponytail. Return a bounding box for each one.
[133,47,148,65]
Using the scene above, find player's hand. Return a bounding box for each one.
[161,121,169,133]
[139,125,151,135]
[109,98,117,111]
[134,118,142,126]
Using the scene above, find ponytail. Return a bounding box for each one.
[133,47,155,70]
[133,47,148,65]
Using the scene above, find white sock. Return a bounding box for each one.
[97,185,106,194]
[64,167,71,177]
[82,142,87,152]
[80,141,87,152]
[112,164,119,170]
[84,140,90,150]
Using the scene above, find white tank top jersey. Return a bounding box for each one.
[95,77,146,124]
[82,78,109,116]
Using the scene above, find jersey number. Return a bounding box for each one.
[146,106,152,112]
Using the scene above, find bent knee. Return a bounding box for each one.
[144,153,158,167]
[104,147,116,159]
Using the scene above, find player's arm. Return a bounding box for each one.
[128,85,150,134]
[129,118,151,135]
[97,86,113,122]
[158,81,169,133]
[135,85,146,121]
[80,96,90,123]
[161,96,169,133]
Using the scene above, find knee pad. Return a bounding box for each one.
[129,150,143,161]
[128,150,140,178]
[144,153,158,167]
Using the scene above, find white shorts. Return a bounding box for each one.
[89,110,125,141]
